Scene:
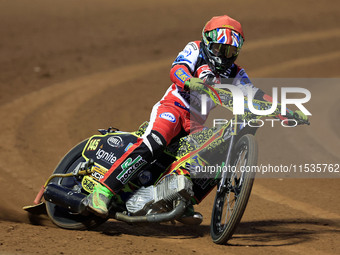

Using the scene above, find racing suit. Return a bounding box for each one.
[100,41,265,200]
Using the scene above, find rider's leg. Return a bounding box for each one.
[86,130,166,217]
[101,130,166,193]
[86,103,186,217]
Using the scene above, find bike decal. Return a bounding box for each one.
[163,128,226,177]
[91,164,107,181]
[134,121,149,137]
[107,136,124,148]
[81,163,107,193]
[173,166,191,178]
[124,142,134,152]
[171,127,223,158]
[82,133,139,170]
[87,138,100,151]
[205,84,222,105]
[96,146,117,165]
[82,176,98,193]
[116,156,147,184]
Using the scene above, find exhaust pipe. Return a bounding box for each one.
[43,183,87,214]
[114,200,187,223]
[44,183,188,222]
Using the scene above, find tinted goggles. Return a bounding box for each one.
[210,43,239,59]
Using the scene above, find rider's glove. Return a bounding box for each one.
[293,110,308,122]
[184,78,205,92]
[278,110,309,126]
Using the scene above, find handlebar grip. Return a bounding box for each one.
[293,112,310,125]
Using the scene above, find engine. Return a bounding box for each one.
[125,174,194,215]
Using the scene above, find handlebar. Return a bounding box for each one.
[200,82,310,126]
[286,111,310,126]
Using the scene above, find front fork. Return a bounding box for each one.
[217,135,234,193]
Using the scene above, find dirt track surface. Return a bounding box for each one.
[1,0,339,254]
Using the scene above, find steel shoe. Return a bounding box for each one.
[177,204,203,225]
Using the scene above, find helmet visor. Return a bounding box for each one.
[210,43,239,59]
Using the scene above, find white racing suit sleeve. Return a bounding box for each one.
[172,42,200,73]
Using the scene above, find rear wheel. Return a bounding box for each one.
[210,134,257,244]
[45,140,107,230]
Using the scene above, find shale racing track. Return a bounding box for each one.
[0,1,339,254]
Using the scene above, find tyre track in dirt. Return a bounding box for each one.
[251,51,340,77]
[0,58,170,222]
[243,28,340,52]
[252,185,340,221]
[0,27,339,255]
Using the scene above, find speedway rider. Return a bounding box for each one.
[85,15,306,223]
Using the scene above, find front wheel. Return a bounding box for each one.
[45,140,107,230]
[210,134,258,244]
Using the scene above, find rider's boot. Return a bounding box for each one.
[177,204,203,225]
[85,183,114,218]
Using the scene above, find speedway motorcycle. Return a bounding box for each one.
[24,86,309,244]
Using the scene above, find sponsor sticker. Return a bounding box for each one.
[125,142,134,152]
[159,112,176,123]
[107,136,124,148]
[91,164,107,181]
[82,176,98,193]
[96,148,117,165]
[222,24,235,29]
[189,42,198,50]
[174,55,192,65]
[174,68,191,82]
[87,139,100,151]
[116,155,147,184]
[184,48,192,57]
[151,133,163,146]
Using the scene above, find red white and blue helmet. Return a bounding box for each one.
[202,15,245,73]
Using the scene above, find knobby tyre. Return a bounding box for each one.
[210,134,258,244]
[45,140,107,230]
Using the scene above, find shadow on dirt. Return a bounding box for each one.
[228,219,340,247]
[94,218,340,245]
[96,220,210,239]
[24,209,340,246]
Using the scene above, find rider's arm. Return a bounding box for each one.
[170,41,200,88]
[170,64,193,88]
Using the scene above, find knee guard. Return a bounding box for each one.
[142,130,167,157]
